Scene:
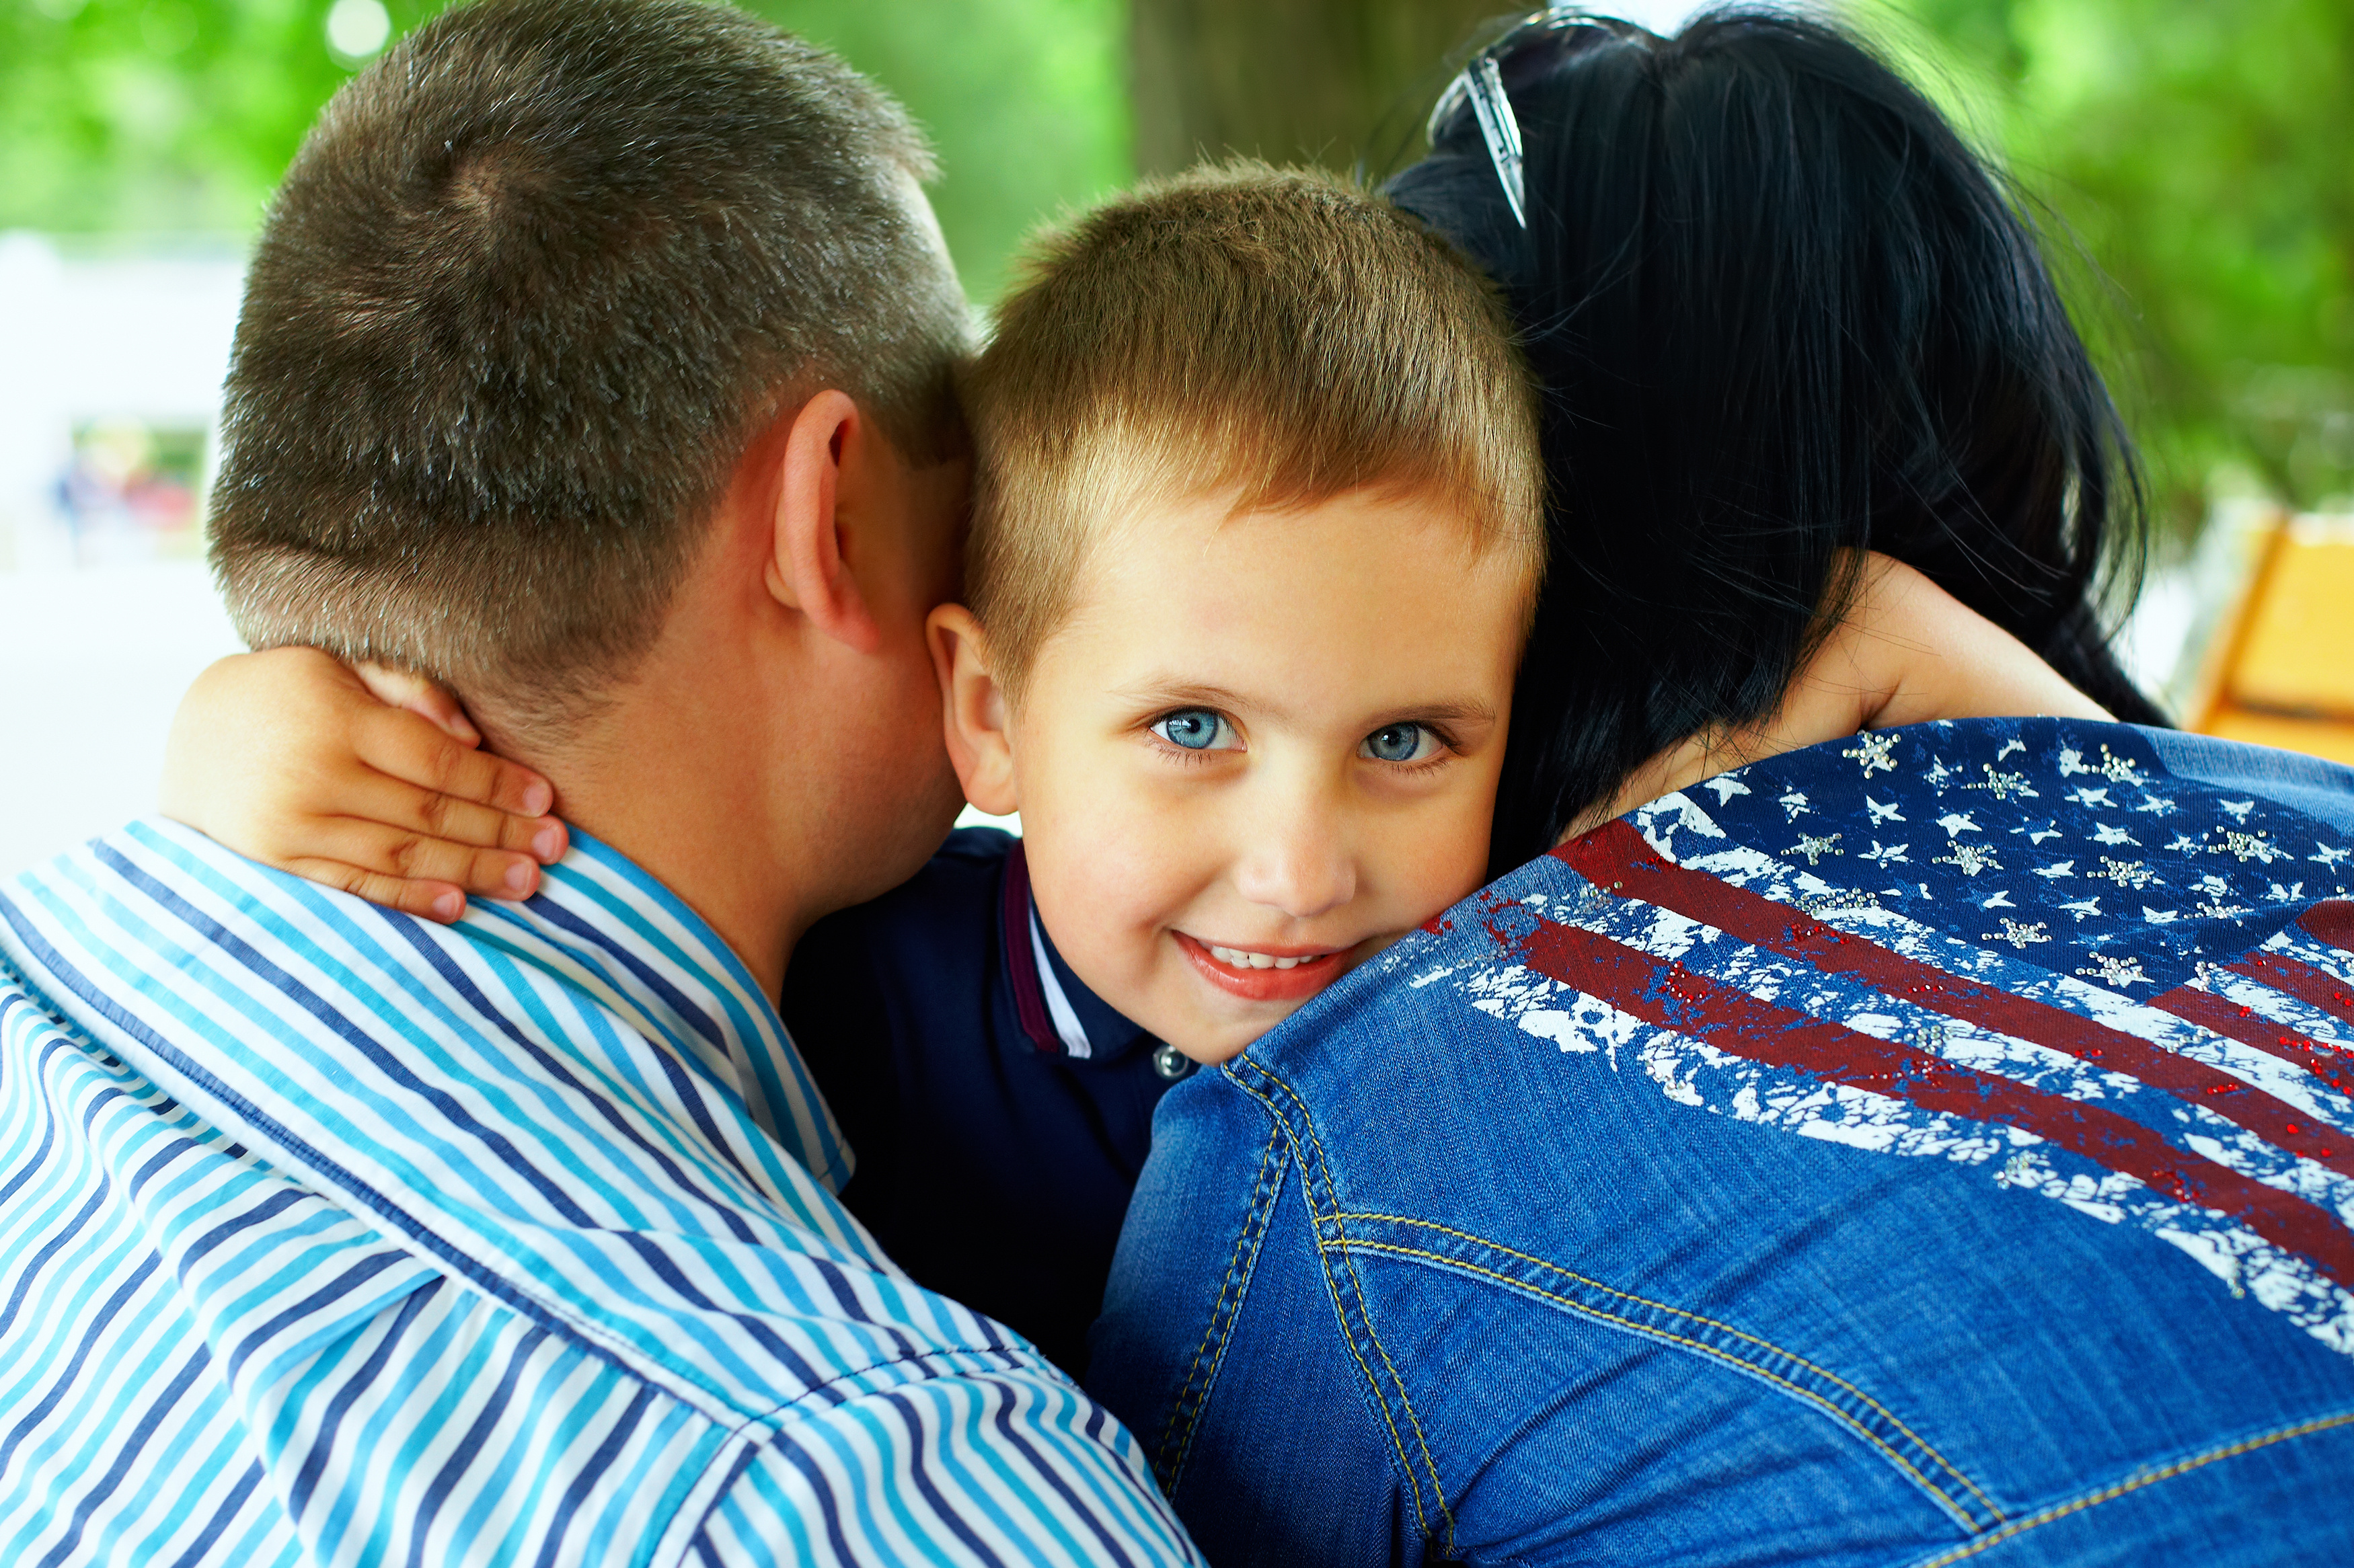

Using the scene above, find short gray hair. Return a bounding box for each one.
[211,0,971,739]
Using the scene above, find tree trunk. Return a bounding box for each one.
[1129,0,1505,178]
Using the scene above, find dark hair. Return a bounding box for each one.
[1390,9,2163,869]
[211,0,969,741]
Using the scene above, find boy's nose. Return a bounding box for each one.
[1233,812,1357,921]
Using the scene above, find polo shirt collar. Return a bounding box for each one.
[998,838,1154,1062]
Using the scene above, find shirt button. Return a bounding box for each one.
[1152,1043,1195,1081]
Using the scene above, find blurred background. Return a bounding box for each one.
[2,0,2350,875]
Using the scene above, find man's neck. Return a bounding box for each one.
[488,668,813,1006]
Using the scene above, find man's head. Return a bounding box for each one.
[211,0,970,750]
[934,165,1544,1061]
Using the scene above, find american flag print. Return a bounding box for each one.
[1442,720,2354,1355]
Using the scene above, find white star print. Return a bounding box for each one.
[1788,832,1843,865]
[2219,830,2285,865]
[2077,953,2150,988]
[1937,843,2000,877]
[1969,765,2037,801]
[1841,730,1901,775]
[1985,918,2049,949]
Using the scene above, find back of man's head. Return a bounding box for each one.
[211,0,969,740]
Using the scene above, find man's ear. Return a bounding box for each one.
[927,603,1019,816]
[769,389,882,654]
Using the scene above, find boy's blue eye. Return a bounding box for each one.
[1361,723,1439,764]
[1153,709,1240,752]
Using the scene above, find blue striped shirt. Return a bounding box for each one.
[0,818,1198,1566]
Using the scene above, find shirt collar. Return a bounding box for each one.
[462,826,853,1191]
[999,838,1154,1062]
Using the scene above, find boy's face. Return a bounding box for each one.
[940,487,1527,1064]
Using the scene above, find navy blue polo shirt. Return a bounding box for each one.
[778,827,1196,1376]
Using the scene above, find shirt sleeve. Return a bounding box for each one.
[688,1364,1201,1566]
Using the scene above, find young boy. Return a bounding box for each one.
[159,164,2104,1373]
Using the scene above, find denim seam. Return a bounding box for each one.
[1251,1067,1462,1553]
[1326,1210,2002,1525]
[1229,1060,1459,1556]
[1326,1234,1988,1530]
[1224,1072,1438,1544]
[1150,1115,1287,1494]
[1903,1405,2354,1567]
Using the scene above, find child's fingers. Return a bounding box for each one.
[340,769,559,861]
[284,859,471,924]
[351,660,482,746]
[350,707,558,823]
[307,814,547,900]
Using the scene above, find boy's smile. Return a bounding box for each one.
[1178,934,1346,1001]
[936,483,1531,1064]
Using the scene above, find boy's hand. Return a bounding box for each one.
[159,648,568,923]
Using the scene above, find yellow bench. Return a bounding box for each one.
[2192,515,2354,765]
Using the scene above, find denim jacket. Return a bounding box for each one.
[1090,720,2354,1565]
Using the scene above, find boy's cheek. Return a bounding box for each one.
[1024,795,1189,969]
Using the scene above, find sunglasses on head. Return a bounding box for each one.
[1425,9,1649,229]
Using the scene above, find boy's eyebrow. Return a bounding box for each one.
[1119,680,1499,729]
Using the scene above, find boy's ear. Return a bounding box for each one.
[768,389,882,655]
[927,603,1020,816]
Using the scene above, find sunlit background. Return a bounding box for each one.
[3,0,2351,876]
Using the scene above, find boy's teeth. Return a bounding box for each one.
[1209,945,1314,970]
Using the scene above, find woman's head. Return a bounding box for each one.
[1390,9,2160,867]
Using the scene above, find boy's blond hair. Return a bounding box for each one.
[963,162,1544,693]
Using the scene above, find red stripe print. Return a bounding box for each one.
[2146,984,2354,1101]
[999,841,1059,1053]
[2242,947,2354,1035]
[2302,900,2354,955]
[1558,821,2354,1180]
[1508,912,2354,1290]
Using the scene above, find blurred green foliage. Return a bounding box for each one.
[1883,0,2354,528]
[0,0,1131,305]
[8,0,2350,526]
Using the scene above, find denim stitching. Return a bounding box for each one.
[1327,1235,1984,1529]
[1904,1407,2354,1567]
[1231,1060,1459,1555]
[1224,1068,1441,1544]
[1150,1116,1287,1493]
[1328,1211,2002,1524]
[1251,1066,1461,1553]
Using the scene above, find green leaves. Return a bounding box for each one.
[0,0,1130,306]
[1891,0,2354,522]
